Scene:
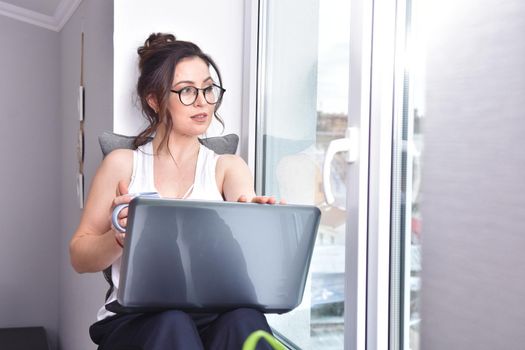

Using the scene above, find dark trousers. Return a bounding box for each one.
[89,308,274,350]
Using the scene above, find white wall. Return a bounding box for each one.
[0,14,60,350]
[113,0,245,139]
[421,0,525,349]
[58,1,114,349]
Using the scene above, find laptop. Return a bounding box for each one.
[110,196,321,314]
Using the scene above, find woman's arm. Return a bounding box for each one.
[218,154,277,204]
[69,149,133,273]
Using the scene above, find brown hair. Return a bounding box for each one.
[134,33,224,151]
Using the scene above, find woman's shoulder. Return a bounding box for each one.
[104,148,134,164]
[216,154,250,178]
[99,148,134,177]
[216,153,246,168]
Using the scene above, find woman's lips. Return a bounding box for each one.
[191,113,208,122]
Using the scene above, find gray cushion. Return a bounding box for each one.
[98,131,239,156]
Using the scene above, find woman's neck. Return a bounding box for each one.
[152,128,201,165]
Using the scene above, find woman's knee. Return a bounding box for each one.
[97,311,202,350]
[200,309,272,350]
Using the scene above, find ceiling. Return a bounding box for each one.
[0,0,82,31]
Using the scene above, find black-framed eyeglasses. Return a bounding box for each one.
[170,84,226,106]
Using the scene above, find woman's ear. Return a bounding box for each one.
[146,95,159,114]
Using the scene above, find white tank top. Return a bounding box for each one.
[97,142,224,320]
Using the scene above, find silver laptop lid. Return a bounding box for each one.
[117,197,321,314]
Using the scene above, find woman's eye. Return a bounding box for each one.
[180,87,195,95]
[204,85,214,93]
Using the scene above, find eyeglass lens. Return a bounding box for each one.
[179,85,223,105]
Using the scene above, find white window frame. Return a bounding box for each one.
[241,0,403,349]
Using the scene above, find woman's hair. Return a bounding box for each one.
[134,32,224,150]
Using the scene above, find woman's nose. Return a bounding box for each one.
[193,89,207,106]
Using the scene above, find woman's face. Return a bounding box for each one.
[167,56,217,137]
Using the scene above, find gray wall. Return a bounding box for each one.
[0,1,112,349]
[58,1,113,349]
[0,15,61,350]
[420,1,525,349]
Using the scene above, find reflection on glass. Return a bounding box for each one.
[259,0,349,348]
[407,0,425,347]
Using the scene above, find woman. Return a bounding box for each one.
[70,33,276,350]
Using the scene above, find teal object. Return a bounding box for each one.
[242,330,286,350]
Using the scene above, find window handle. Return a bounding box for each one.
[322,127,359,205]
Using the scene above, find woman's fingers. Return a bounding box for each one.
[119,218,127,228]
[109,214,128,230]
[251,196,276,204]
[109,181,132,244]
[250,196,264,203]
[113,194,132,207]
[237,195,284,205]
[117,207,128,220]
[115,232,126,248]
[266,196,276,204]
[113,180,132,211]
[117,179,129,197]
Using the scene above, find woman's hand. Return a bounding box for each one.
[112,180,132,247]
[217,154,286,204]
[236,195,286,205]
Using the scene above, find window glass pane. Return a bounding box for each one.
[258,0,350,348]
[391,0,425,348]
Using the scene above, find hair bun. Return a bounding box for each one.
[144,33,176,49]
[137,33,177,70]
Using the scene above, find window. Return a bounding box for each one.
[255,0,350,348]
